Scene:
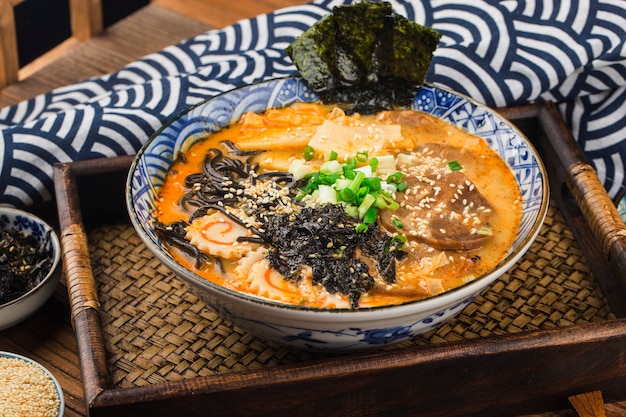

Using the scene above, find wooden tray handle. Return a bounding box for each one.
[534,102,626,263]
[54,163,102,323]
[61,224,101,319]
[568,162,626,260]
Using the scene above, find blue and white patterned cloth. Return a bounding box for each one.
[1,0,625,207]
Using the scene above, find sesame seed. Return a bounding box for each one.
[0,357,60,417]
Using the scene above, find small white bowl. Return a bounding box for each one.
[0,351,65,417]
[0,207,62,330]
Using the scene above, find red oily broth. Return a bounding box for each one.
[154,102,522,308]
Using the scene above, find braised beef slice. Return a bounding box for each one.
[381,171,494,251]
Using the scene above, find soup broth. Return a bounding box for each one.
[154,102,522,309]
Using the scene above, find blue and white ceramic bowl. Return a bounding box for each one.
[127,77,549,351]
[0,207,62,331]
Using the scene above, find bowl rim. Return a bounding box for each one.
[0,350,65,416]
[126,76,550,314]
[0,206,62,309]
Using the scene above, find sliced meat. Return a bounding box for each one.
[381,170,495,251]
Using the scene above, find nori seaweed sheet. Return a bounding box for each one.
[332,1,391,86]
[285,14,336,92]
[286,1,442,114]
[377,13,442,84]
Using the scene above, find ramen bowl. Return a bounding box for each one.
[0,207,62,331]
[127,77,549,351]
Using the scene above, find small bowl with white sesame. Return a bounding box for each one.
[0,206,62,331]
[0,351,65,417]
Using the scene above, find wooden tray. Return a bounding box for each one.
[53,101,626,417]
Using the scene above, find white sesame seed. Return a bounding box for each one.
[0,357,60,417]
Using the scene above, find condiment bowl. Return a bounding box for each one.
[127,77,549,351]
[0,207,62,331]
[0,351,65,417]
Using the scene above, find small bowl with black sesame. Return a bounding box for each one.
[0,206,62,331]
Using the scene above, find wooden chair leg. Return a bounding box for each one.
[0,0,20,89]
[70,0,103,40]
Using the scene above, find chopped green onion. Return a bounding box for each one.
[363,177,382,191]
[317,184,338,205]
[396,181,408,192]
[356,186,369,202]
[329,150,338,161]
[373,155,395,174]
[320,160,342,174]
[348,171,366,195]
[375,192,399,210]
[338,188,355,202]
[344,205,359,218]
[392,234,407,245]
[355,164,373,177]
[358,193,376,218]
[392,218,404,229]
[297,151,405,232]
[369,157,379,171]
[448,160,463,171]
[363,206,377,224]
[303,145,315,161]
[391,235,407,250]
[385,234,407,252]
[335,178,352,190]
[387,171,404,184]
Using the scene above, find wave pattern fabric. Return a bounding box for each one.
[1,0,625,207]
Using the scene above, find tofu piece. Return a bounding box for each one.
[307,119,413,161]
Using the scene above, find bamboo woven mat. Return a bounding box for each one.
[88,203,615,389]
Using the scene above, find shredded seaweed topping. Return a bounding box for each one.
[286,1,441,114]
[258,204,406,309]
[0,220,53,305]
[154,220,212,269]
